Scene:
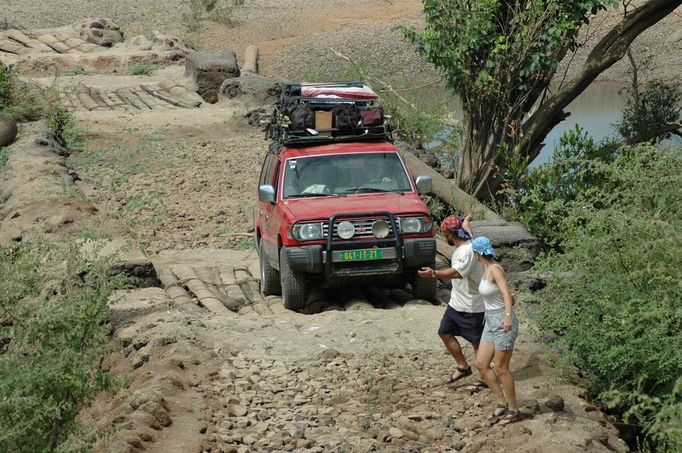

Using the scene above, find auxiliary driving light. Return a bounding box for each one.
[372,219,390,239]
[337,221,355,239]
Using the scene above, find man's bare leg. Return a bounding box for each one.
[440,334,474,379]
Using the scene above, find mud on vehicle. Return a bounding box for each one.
[255,82,437,311]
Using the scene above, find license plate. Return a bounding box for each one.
[337,248,384,262]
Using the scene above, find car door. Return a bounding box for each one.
[258,155,281,266]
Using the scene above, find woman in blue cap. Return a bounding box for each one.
[471,236,520,425]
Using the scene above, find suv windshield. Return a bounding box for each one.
[282,152,412,198]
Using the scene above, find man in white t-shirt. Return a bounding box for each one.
[417,215,485,384]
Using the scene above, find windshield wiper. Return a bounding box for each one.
[338,187,393,194]
[288,193,335,198]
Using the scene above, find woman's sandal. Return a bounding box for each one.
[493,404,508,417]
[464,379,489,393]
[497,410,521,426]
[486,403,507,424]
[446,366,472,384]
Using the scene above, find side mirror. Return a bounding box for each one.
[258,184,276,204]
[415,175,433,194]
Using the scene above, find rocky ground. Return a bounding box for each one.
[5,0,681,85]
[3,1,676,451]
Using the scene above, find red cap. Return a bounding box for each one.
[440,215,462,234]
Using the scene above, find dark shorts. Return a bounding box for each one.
[438,305,485,345]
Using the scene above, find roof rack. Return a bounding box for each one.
[266,81,393,146]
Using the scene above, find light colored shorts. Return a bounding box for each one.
[481,308,519,351]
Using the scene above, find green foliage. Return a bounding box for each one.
[0,146,10,169]
[0,65,11,110]
[617,80,682,144]
[381,90,447,143]
[183,0,244,31]
[303,58,447,144]
[401,0,611,109]
[0,64,49,122]
[535,144,682,451]
[71,65,89,76]
[129,63,156,76]
[0,238,125,451]
[46,104,84,150]
[233,237,256,250]
[501,125,615,248]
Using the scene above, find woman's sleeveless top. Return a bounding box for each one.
[478,278,506,311]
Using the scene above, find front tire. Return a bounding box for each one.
[411,267,437,300]
[280,247,307,311]
[259,241,281,296]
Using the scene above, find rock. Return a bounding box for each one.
[138,401,172,427]
[185,51,240,103]
[150,31,188,52]
[78,18,124,47]
[388,427,404,439]
[33,130,67,156]
[450,441,466,451]
[0,113,18,147]
[228,404,248,417]
[218,74,282,104]
[518,398,541,415]
[421,426,445,441]
[542,395,565,412]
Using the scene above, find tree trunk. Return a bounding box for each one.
[461,0,682,201]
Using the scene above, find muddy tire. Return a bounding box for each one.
[280,247,307,311]
[259,241,281,296]
[411,268,437,300]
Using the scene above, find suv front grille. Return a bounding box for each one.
[323,217,395,239]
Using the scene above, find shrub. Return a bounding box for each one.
[130,63,156,76]
[501,125,616,249]
[0,147,10,169]
[45,104,84,150]
[535,144,682,451]
[0,64,48,122]
[303,59,447,145]
[617,80,682,144]
[0,238,125,451]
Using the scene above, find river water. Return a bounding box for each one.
[428,82,681,167]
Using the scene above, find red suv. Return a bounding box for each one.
[255,83,437,310]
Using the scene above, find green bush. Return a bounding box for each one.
[45,104,84,150]
[501,125,616,249]
[0,65,49,122]
[617,80,682,144]
[535,144,682,451]
[0,238,125,451]
[0,147,10,169]
[129,63,156,76]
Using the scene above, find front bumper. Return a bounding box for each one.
[285,237,436,276]
[285,211,436,281]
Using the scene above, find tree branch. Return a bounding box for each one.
[520,0,682,159]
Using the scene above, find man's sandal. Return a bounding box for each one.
[497,410,521,426]
[446,366,472,384]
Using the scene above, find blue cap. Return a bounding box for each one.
[471,236,497,259]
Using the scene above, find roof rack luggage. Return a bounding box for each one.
[266,81,393,147]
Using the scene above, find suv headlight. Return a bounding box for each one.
[291,222,324,241]
[399,216,433,234]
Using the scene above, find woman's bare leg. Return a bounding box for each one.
[474,342,505,405]
[493,349,517,411]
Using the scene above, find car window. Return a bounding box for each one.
[258,155,272,186]
[268,159,280,189]
[282,152,412,198]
